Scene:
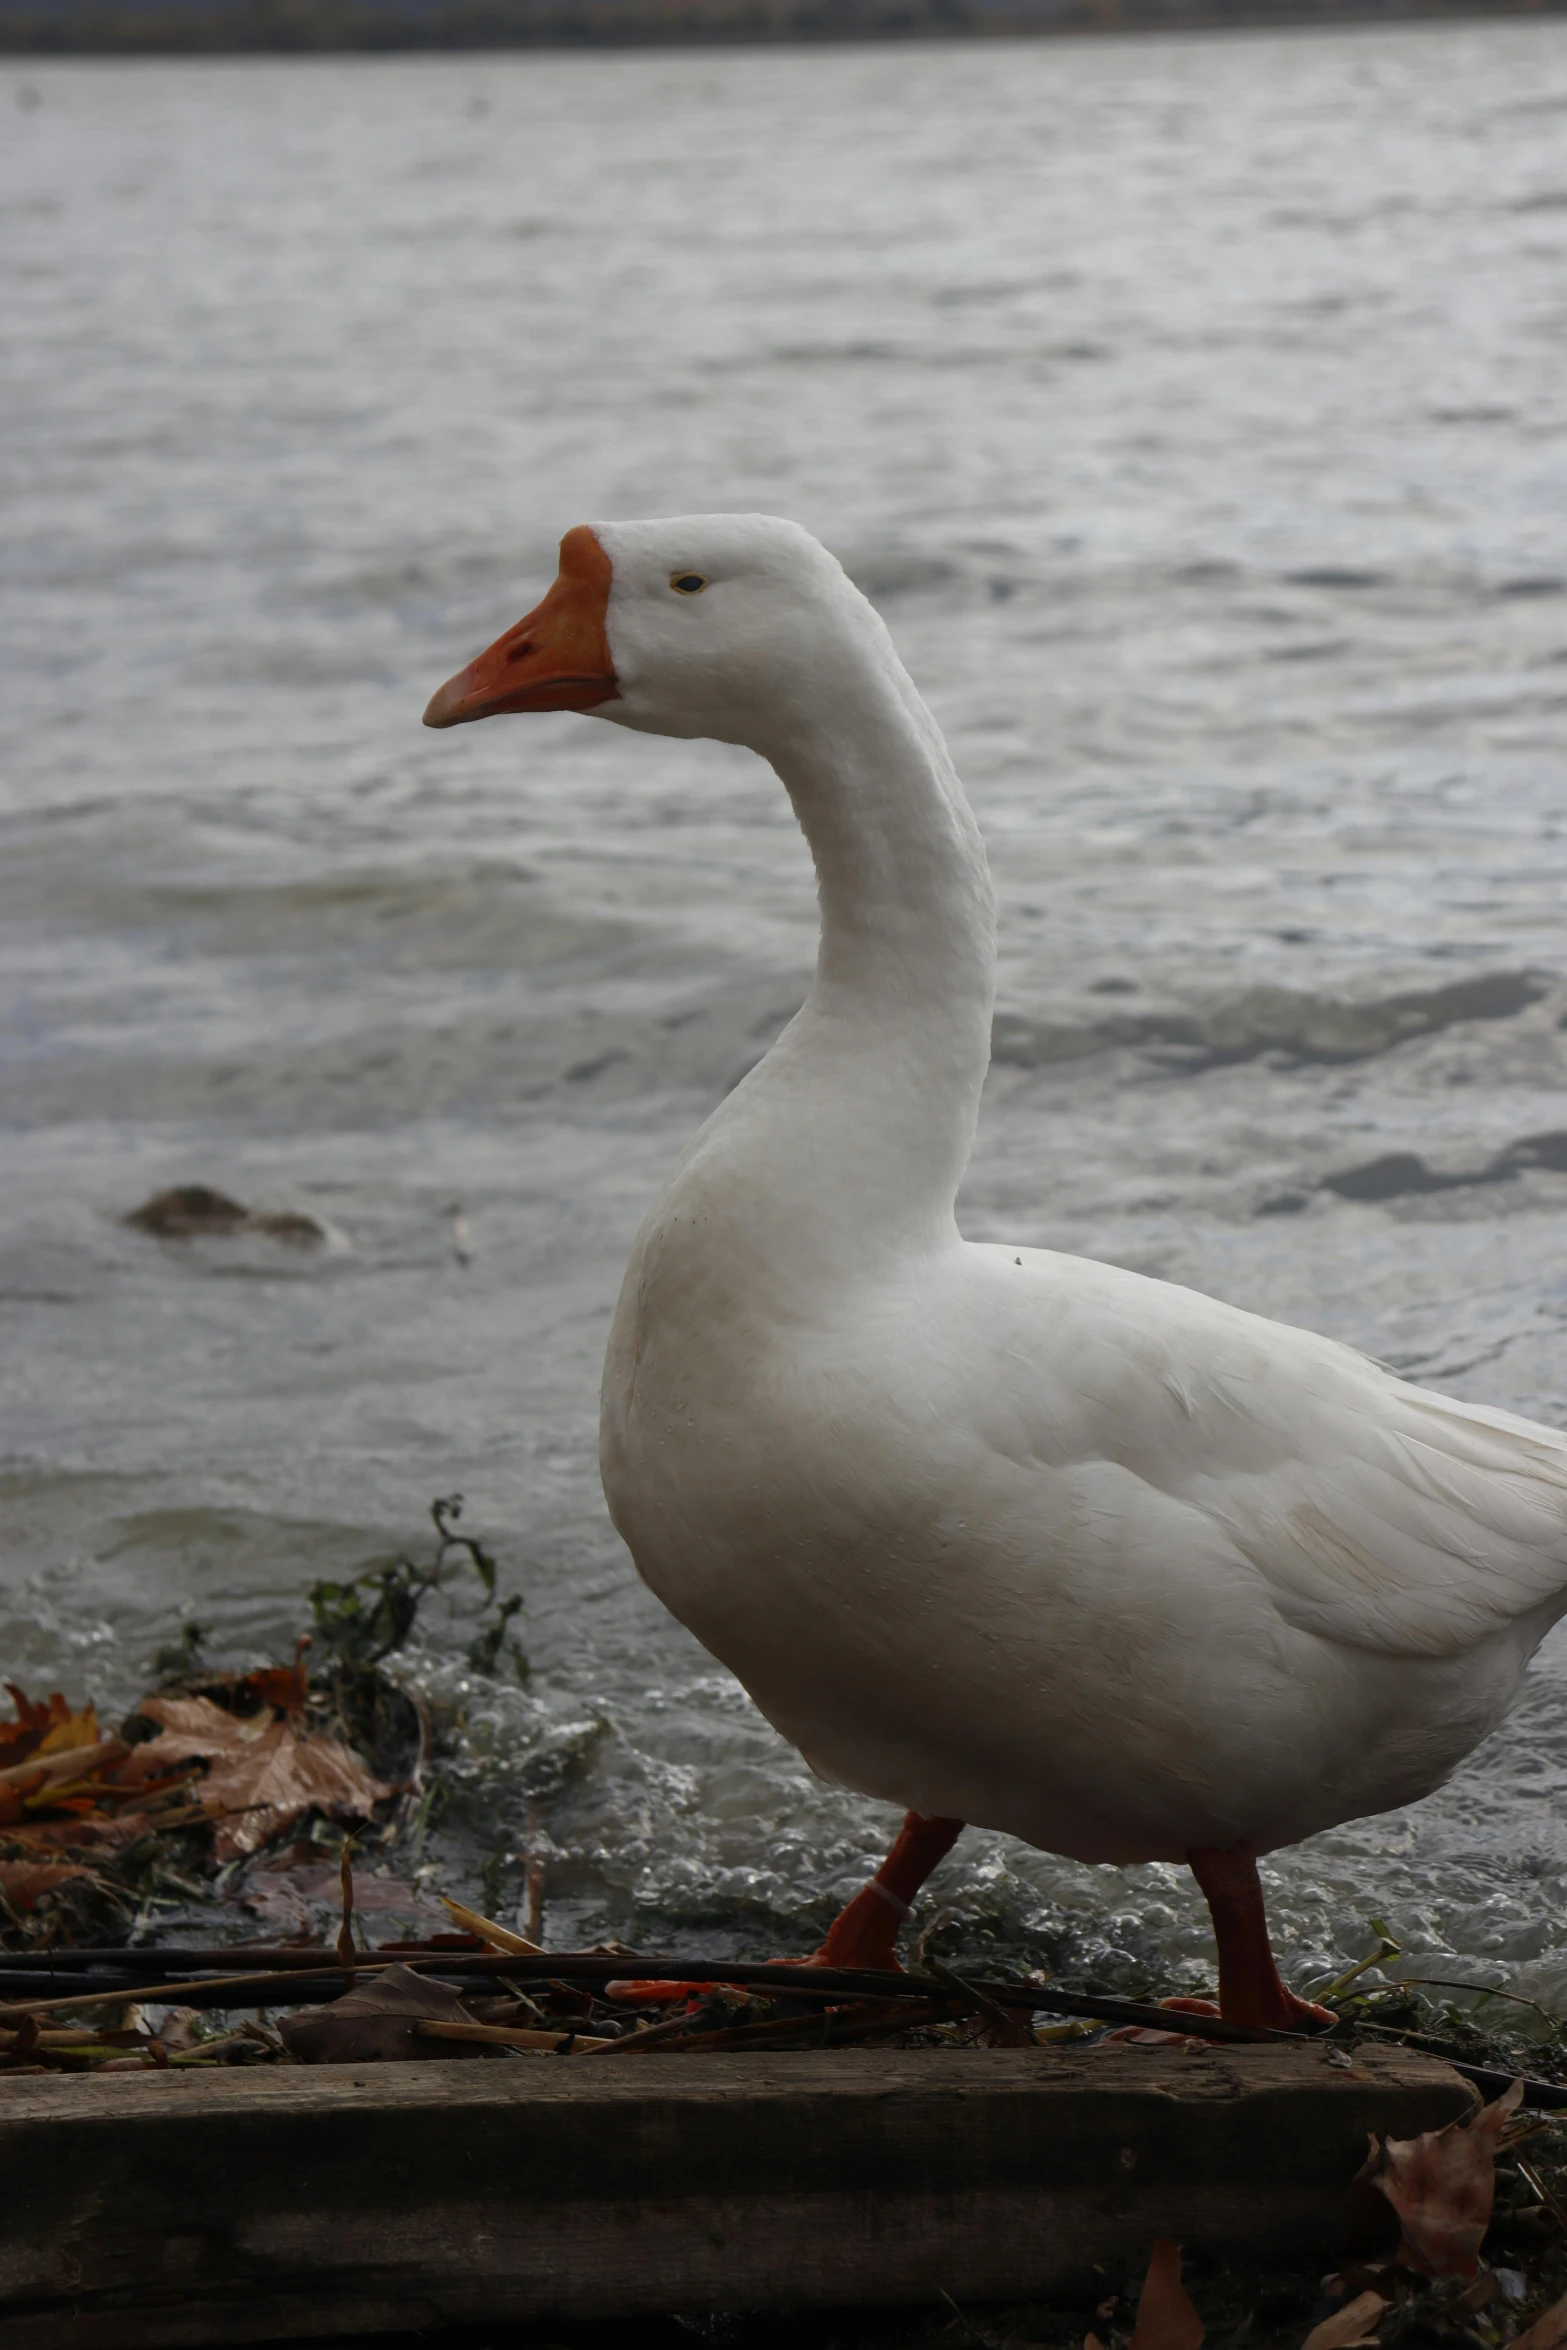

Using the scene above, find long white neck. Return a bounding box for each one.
[674,634,997,1276]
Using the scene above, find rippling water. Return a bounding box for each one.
[5,23,1567,1998]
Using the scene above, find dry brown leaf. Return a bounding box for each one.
[0,1691,101,1776]
[1509,2290,1567,2350]
[1300,2289,1389,2350]
[1360,2077,1523,2278]
[0,1858,106,1913]
[35,1706,101,1756]
[131,1694,392,1860]
[3,1811,182,1854]
[1129,2240,1205,2350]
[277,1964,493,2065]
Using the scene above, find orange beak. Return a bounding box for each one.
[422,524,618,728]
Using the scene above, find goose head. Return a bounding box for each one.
[423,514,889,752]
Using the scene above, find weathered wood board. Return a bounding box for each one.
[0,2044,1472,2347]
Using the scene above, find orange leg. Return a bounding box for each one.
[812,1811,965,1970]
[606,1809,964,2006]
[1188,1842,1335,2032]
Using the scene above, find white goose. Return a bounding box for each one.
[426,515,1567,2029]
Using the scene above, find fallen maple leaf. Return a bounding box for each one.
[129,1694,392,1860]
[1359,2077,1523,2278]
[1129,2240,1204,2350]
[1300,2289,1389,2350]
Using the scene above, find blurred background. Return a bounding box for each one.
[3,17,1567,1998]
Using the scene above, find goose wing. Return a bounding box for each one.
[1194,1364,1567,1658]
[1019,1257,1567,1662]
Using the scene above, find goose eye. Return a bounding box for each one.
[669,572,707,595]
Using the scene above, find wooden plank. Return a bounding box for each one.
[0,2044,1472,2346]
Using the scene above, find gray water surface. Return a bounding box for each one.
[4,22,1567,1996]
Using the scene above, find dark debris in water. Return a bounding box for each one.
[124,1181,328,1247]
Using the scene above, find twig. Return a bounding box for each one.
[0,1735,130,1793]
[938,2288,987,2347]
[586,2001,727,2055]
[522,1800,546,1947]
[1340,2018,1567,2110]
[0,1945,379,1972]
[379,1954,1279,2033]
[1517,2156,1567,2233]
[0,2027,140,2051]
[164,2032,256,2067]
[414,2019,611,2053]
[387,1683,436,1845]
[922,1955,1035,2047]
[1311,1934,1402,2005]
[0,1947,1216,2021]
[0,1952,1253,2033]
[336,1841,357,1976]
[0,1967,375,2023]
[493,1977,549,2025]
[439,1895,543,1957]
[596,1999,950,2056]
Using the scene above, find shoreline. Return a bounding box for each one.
[3,0,1563,55]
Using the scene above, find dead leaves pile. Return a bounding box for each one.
[0,1664,395,1935]
[125,1691,391,1863]
[0,1687,202,1928]
[1305,2080,1567,2350]
[1081,2084,1567,2350]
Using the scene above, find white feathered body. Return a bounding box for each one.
[585,511,1567,1874]
[604,1164,1567,1865]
